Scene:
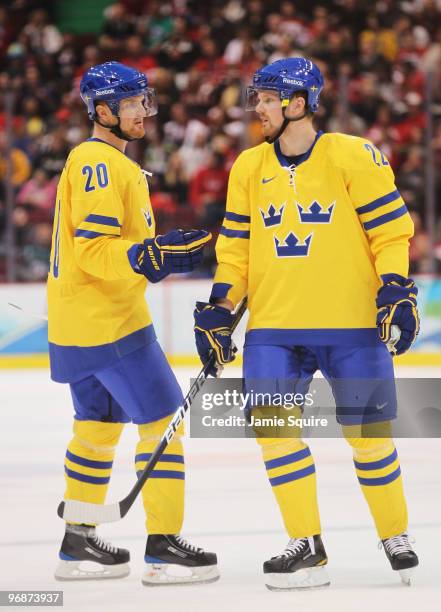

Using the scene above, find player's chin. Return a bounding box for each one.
[131,125,146,139]
[261,124,276,140]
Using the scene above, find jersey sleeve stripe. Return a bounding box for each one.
[362,204,408,231]
[356,189,400,214]
[220,227,250,239]
[225,211,251,223]
[74,229,118,239]
[84,214,121,227]
[76,221,121,236]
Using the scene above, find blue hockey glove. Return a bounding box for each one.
[194,301,237,377]
[128,229,211,283]
[376,274,419,355]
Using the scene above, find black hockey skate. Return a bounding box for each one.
[381,532,419,585]
[263,535,330,590]
[55,524,130,581]
[142,534,219,585]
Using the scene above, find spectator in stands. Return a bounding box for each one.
[163,102,189,148]
[33,130,69,179]
[22,8,62,56]
[143,1,175,52]
[100,3,136,50]
[16,167,57,219]
[121,34,157,73]
[178,128,211,180]
[18,221,52,281]
[189,151,228,227]
[0,131,31,189]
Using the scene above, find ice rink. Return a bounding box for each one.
[1,366,440,612]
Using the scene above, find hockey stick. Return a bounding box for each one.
[57,297,247,524]
[7,302,48,321]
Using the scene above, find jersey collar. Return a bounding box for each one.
[274,130,324,168]
[86,137,139,165]
[86,137,123,153]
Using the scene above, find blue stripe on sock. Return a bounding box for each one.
[136,470,185,480]
[66,450,113,470]
[135,453,184,464]
[265,446,311,470]
[64,466,110,485]
[357,466,401,486]
[354,448,398,471]
[269,464,316,487]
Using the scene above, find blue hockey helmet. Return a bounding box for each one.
[80,61,157,120]
[246,57,324,113]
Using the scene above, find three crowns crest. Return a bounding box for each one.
[260,203,285,227]
[297,201,335,223]
[274,232,313,257]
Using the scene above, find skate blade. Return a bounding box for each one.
[142,563,220,586]
[265,566,330,591]
[54,560,130,581]
[399,568,414,586]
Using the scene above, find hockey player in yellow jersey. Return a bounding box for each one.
[49,62,219,585]
[194,58,420,589]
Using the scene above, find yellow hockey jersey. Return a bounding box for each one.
[211,131,414,346]
[47,138,156,382]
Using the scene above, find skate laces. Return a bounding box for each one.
[281,538,307,557]
[92,534,118,554]
[174,535,201,553]
[381,533,413,556]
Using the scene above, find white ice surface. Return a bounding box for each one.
[0,367,440,612]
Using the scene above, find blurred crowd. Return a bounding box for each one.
[1,0,441,280]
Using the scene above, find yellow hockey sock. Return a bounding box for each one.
[257,437,321,538]
[344,425,408,539]
[136,416,185,535]
[64,420,124,519]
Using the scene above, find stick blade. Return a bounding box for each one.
[58,499,122,524]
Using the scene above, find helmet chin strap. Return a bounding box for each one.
[94,116,139,142]
[265,107,308,144]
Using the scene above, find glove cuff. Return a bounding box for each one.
[376,274,418,308]
[195,301,232,316]
[127,243,144,274]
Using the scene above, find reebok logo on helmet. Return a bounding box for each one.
[282,78,305,86]
[96,88,116,96]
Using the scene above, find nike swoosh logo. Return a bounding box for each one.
[262,176,276,184]
[376,402,388,411]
